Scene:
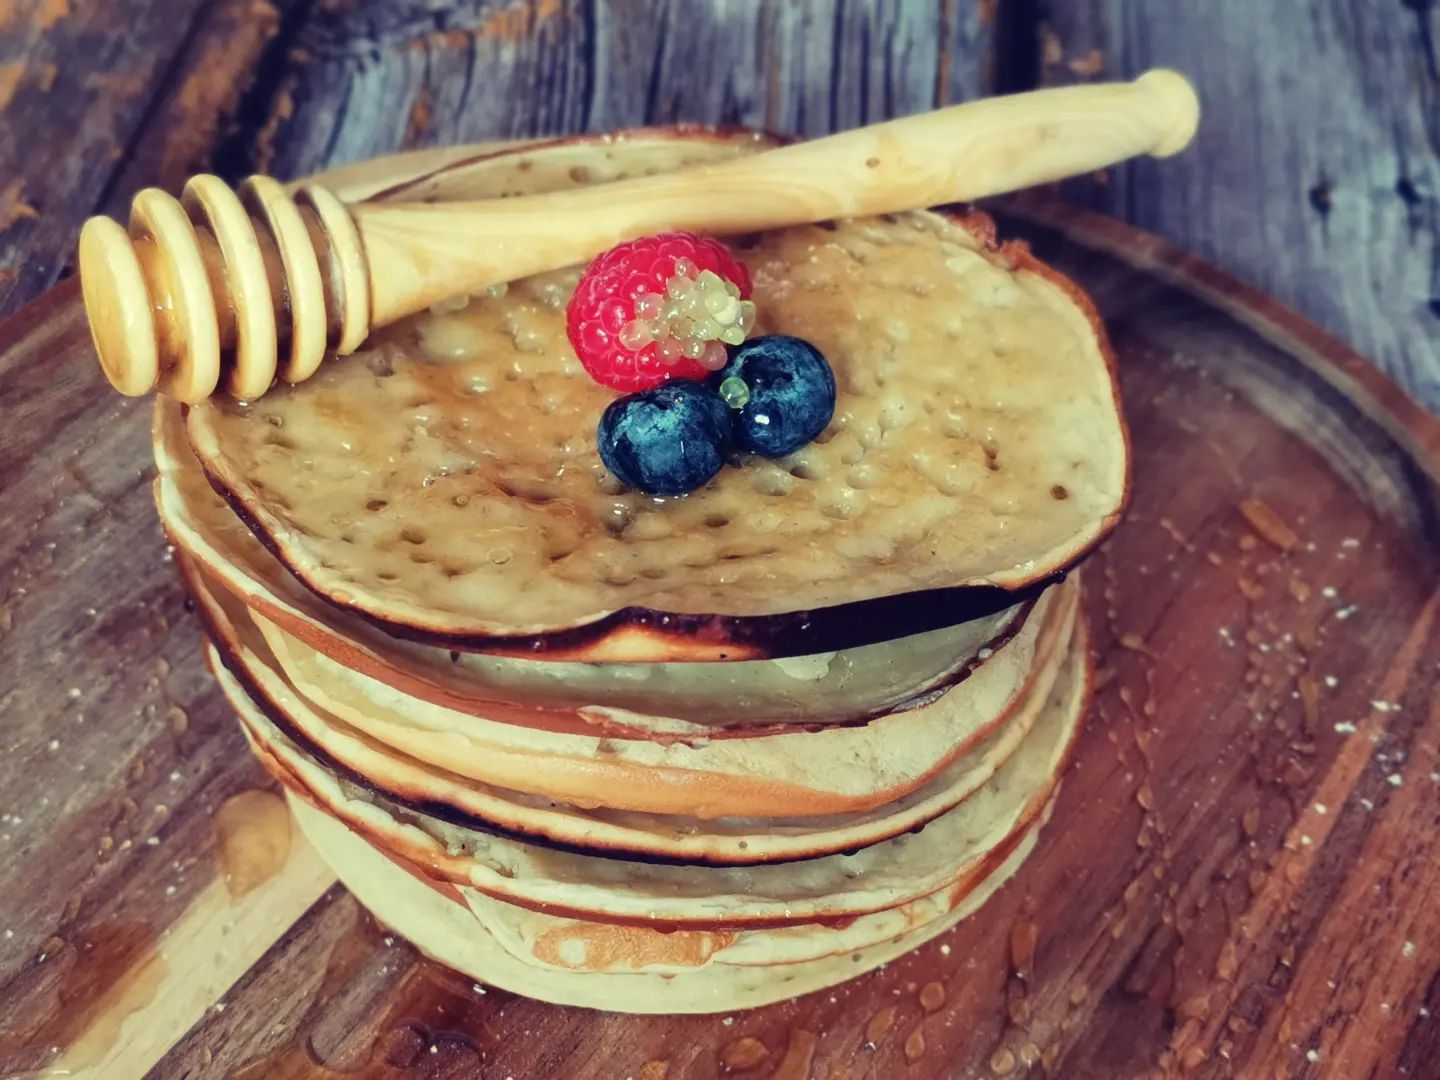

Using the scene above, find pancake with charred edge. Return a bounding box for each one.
[182,131,1126,661]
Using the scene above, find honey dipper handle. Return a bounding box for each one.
[78,71,1197,401]
[356,69,1200,324]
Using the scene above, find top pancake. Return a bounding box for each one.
[185,133,1126,655]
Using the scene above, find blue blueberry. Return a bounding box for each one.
[597,381,734,495]
[711,336,836,457]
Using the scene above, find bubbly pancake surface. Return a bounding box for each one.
[158,400,1031,720]
[187,148,1125,638]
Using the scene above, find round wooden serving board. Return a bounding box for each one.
[1,168,1438,1079]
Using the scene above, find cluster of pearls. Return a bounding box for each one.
[618,258,757,372]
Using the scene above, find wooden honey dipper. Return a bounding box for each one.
[78,70,1199,403]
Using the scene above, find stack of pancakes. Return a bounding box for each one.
[154,132,1127,1013]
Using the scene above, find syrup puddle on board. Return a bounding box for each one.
[213,790,292,897]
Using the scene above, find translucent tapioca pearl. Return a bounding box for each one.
[618,320,655,350]
[666,275,694,299]
[681,338,706,360]
[739,301,757,333]
[673,256,697,278]
[657,338,683,364]
[703,289,740,322]
[635,292,664,319]
[485,282,510,299]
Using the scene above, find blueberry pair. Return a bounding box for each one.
[598,336,836,496]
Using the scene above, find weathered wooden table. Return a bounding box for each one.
[2,3,1439,1079]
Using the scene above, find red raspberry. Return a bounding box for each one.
[566,233,754,393]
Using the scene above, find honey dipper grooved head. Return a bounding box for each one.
[79,215,159,397]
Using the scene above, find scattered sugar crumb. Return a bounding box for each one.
[472,983,486,995]
[66,688,80,699]
[1336,605,1359,620]
[3,929,12,939]
[1334,721,1357,734]
[1324,675,1339,689]
[169,770,182,783]
[1388,774,1404,787]
[1341,538,1360,548]
[1307,1049,1321,1062]
[1321,586,1338,599]
[1421,1007,1431,1018]
[164,885,176,897]
[1404,941,1416,958]
[46,739,59,751]
[940,944,952,956]
[1218,626,1236,647]
[146,836,159,846]
[721,1016,734,1026]
[1361,798,1375,811]
[1300,835,1313,846]
[1314,803,1328,815]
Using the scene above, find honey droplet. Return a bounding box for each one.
[1217,940,1239,981]
[904,1027,926,1063]
[919,981,946,1012]
[1178,992,1210,1021]
[720,1036,769,1071]
[1239,499,1299,551]
[1242,805,1261,837]
[213,790,291,898]
[990,1047,1018,1075]
[1123,877,1145,905]
[165,705,188,735]
[1009,919,1038,976]
[864,1005,897,1048]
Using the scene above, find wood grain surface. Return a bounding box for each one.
[1,3,1439,1079]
